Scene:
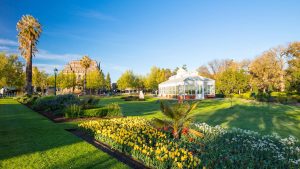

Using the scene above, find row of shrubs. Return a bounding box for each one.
[16,94,123,118]
[216,92,300,104]
[120,95,145,101]
[64,103,122,118]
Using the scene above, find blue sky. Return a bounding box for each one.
[0,0,299,82]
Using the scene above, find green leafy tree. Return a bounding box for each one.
[57,72,75,90]
[153,101,203,139]
[117,70,136,90]
[137,75,147,90]
[0,53,25,89]
[47,75,55,87]
[80,55,92,95]
[17,15,42,94]
[0,53,8,86]
[32,66,48,92]
[86,70,105,94]
[145,66,172,90]
[217,69,240,107]
[105,73,112,91]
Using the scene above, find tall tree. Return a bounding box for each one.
[86,70,103,94]
[17,15,42,94]
[0,53,25,88]
[105,73,112,91]
[117,70,136,90]
[80,55,92,95]
[217,69,240,107]
[32,66,48,92]
[57,72,76,90]
[197,65,214,79]
[0,53,8,87]
[146,66,172,90]
[249,50,283,92]
[285,42,300,93]
[208,59,237,79]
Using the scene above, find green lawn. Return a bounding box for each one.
[97,96,300,139]
[0,99,129,169]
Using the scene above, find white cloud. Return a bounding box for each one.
[79,10,116,21]
[0,38,18,46]
[35,49,82,62]
[34,63,63,74]
[0,46,10,50]
[101,63,129,73]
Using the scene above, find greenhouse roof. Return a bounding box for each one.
[159,68,214,87]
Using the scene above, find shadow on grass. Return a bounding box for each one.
[97,97,300,138]
[0,101,85,161]
[48,150,124,169]
[194,100,300,138]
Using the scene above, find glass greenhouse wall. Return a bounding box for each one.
[158,69,215,100]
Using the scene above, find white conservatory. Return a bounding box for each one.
[158,68,215,100]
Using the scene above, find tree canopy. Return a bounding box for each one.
[0,53,25,89]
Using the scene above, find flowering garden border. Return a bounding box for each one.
[66,128,150,169]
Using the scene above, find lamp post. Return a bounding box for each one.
[54,68,58,95]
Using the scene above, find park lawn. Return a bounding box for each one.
[0,99,129,169]
[97,96,300,139]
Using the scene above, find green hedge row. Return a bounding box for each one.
[64,102,123,118]
[233,92,300,104]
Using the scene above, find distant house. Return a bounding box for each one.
[158,68,215,100]
[61,59,100,93]
[62,60,99,81]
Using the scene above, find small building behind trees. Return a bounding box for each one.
[158,68,215,100]
[60,59,100,94]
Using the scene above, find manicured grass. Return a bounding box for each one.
[97,96,300,139]
[0,99,129,169]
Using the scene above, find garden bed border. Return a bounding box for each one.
[66,128,150,169]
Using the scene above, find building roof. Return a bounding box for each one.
[62,60,99,74]
[159,68,214,87]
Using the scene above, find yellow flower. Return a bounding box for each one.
[177,162,183,169]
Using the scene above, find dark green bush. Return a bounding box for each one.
[106,103,123,116]
[121,96,144,101]
[80,96,100,109]
[256,92,270,102]
[82,103,122,117]
[83,107,108,117]
[215,93,225,98]
[32,94,80,113]
[64,104,82,118]
[15,94,40,105]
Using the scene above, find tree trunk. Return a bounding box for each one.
[26,41,33,95]
[83,69,87,95]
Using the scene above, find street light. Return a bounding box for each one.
[54,68,58,95]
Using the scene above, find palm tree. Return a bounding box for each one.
[17,15,42,95]
[80,55,92,95]
[153,101,203,139]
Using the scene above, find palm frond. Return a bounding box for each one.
[160,101,175,119]
[185,101,199,116]
[189,129,204,138]
[151,118,172,128]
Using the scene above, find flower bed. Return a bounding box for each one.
[79,118,300,169]
[195,123,300,168]
[79,117,201,169]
